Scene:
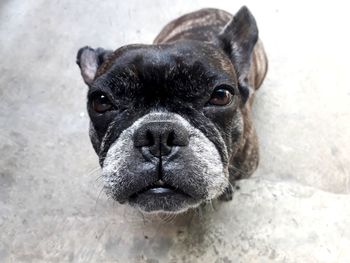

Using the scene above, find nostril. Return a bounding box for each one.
[146,130,155,146]
[134,128,155,147]
[166,131,175,146]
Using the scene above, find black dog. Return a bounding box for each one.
[76,6,268,213]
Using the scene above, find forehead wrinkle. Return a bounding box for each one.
[98,42,237,98]
[95,44,149,79]
[117,53,210,89]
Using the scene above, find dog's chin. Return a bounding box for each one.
[127,186,200,213]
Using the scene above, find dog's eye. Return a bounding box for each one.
[91,92,113,113]
[208,86,233,106]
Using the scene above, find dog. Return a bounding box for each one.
[76,6,268,213]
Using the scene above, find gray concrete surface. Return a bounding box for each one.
[0,0,349,262]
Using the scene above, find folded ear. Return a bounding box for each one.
[217,6,258,101]
[76,46,113,85]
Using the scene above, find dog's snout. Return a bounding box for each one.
[133,121,189,157]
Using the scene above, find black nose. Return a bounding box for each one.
[133,121,190,157]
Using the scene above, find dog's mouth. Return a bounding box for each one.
[129,180,189,198]
[126,179,198,212]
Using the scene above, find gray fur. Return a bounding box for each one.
[102,112,228,212]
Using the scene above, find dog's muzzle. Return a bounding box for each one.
[101,112,228,213]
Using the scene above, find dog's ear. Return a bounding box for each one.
[76,46,113,85]
[217,6,258,101]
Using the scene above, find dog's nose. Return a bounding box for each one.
[133,121,190,157]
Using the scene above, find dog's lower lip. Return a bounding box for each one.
[129,187,189,199]
[136,184,178,195]
[148,187,171,193]
[130,182,190,198]
[144,187,178,195]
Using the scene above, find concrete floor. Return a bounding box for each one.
[1,0,350,262]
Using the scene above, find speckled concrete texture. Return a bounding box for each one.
[1,0,350,262]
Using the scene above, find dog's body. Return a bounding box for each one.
[77,7,268,213]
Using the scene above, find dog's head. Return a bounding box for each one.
[76,7,258,213]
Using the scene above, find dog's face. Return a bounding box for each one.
[77,7,258,213]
